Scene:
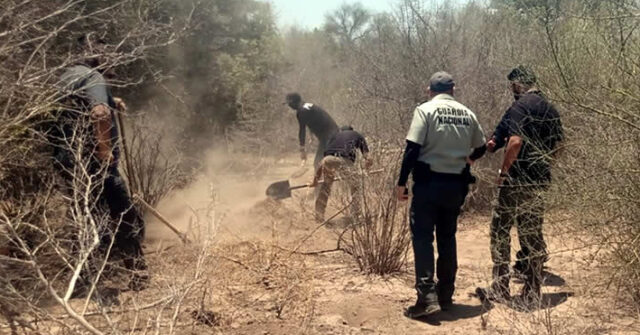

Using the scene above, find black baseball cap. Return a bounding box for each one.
[285,92,301,105]
[429,71,455,92]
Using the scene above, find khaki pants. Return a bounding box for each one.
[315,155,359,222]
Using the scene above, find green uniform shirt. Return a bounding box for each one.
[406,94,485,174]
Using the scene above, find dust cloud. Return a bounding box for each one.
[144,149,311,247]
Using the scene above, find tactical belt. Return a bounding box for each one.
[413,162,476,184]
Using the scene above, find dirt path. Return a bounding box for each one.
[143,155,638,335]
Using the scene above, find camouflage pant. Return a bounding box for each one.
[491,182,547,292]
[315,155,359,222]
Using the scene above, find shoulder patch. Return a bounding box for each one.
[303,103,314,110]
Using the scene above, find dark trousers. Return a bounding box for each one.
[98,168,146,272]
[59,165,147,279]
[410,178,468,304]
[490,182,546,292]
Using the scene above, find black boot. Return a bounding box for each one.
[513,282,542,311]
[475,278,510,303]
[438,299,453,311]
[404,299,440,319]
[405,289,440,319]
[478,263,511,303]
[436,283,454,311]
[123,252,149,292]
[513,250,528,277]
[128,272,150,292]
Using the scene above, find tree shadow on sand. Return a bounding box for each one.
[409,301,494,326]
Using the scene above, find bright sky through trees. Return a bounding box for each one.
[269,0,395,29]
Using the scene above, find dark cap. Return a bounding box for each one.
[429,71,455,92]
[507,65,537,85]
[285,92,301,104]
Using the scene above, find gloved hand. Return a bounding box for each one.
[308,178,318,187]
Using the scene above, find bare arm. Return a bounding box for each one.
[91,104,113,164]
[501,135,523,174]
[359,136,372,168]
[298,116,306,147]
[297,113,307,162]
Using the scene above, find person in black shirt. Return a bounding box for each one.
[477,66,564,307]
[309,126,369,222]
[286,93,339,170]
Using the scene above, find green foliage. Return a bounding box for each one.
[143,0,283,143]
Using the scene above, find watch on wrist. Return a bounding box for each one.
[498,169,509,178]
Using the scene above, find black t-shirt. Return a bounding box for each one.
[324,130,369,162]
[296,103,339,146]
[503,91,564,184]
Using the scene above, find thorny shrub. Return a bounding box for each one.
[336,148,411,275]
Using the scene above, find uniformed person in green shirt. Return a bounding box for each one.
[396,72,487,318]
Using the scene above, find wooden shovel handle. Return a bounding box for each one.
[289,168,385,190]
[289,184,311,191]
[134,194,190,245]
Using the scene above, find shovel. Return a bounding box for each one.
[266,180,312,200]
[266,169,384,200]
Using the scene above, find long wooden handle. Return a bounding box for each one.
[289,184,311,191]
[115,108,137,196]
[134,194,190,245]
[289,168,386,190]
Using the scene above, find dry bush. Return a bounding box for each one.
[338,148,411,275]
[0,144,219,334]
[121,114,189,208]
[526,0,640,311]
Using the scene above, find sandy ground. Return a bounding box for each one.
[129,153,639,334]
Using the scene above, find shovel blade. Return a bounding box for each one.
[266,180,292,200]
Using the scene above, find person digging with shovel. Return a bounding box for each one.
[50,34,149,299]
[285,93,339,171]
[309,126,370,223]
